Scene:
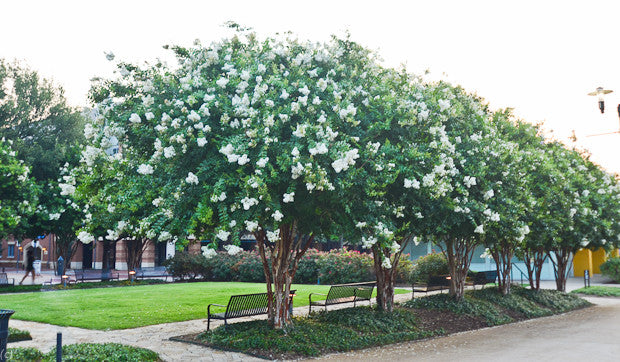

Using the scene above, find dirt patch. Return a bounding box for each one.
[411,308,488,334]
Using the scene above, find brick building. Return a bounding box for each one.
[0,235,200,271]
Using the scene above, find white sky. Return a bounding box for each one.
[1,0,619,174]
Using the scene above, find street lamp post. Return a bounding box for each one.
[587,87,620,137]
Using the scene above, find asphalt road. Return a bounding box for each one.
[313,296,620,362]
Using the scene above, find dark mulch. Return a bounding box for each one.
[410,308,488,334]
[171,308,490,357]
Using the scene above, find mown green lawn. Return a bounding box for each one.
[571,285,620,297]
[2,282,409,330]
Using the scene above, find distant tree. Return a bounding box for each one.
[0,59,86,261]
[0,139,38,238]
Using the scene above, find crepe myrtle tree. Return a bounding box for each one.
[345,74,466,311]
[481,112,541,295]
[413,83,506,300]
[548,146,620,291]
[85,29,398,327]
[71,134,171,271]
[0,139,38,238]
[514,137,561,291]
[537,143,606,291]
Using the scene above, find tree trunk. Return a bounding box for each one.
[490,241,513,295]
[523,247,546,291]
[549,248,573,292]
[372,244,400,312]
[124,238,150,271]
[441,237,476,300]
[55,234,79,274]
[254,222,313,329]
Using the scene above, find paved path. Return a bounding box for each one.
[312,295,620,362]
[8,293,411,361]
[6,276,619,361]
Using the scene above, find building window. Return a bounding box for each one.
[8,245,15,258]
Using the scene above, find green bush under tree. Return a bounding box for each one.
[600,257,620,283]
[6,343,158,362]
[407,252,449,284]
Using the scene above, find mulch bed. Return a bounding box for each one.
[170,307,512,360]
[410,308,489,334]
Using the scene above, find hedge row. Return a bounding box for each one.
[164,248,412,285]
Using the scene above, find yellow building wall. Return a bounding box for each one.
[573,249,592,277]
[592,248,607,274]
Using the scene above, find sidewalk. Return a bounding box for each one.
[7,292,413,361]
[5,277,618,361]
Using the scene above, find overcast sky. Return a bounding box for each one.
[1,0,619,173]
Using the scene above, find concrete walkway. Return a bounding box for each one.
[5,276,619,361]
[312,295,620,362]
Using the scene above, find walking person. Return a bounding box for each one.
[19,250,36,285]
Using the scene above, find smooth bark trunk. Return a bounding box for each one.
[123,238,150,271]
[372,243,403,312]
[549,248,573,292]
[254,222,313,329]
[441,237,477,301]
[490,241,514,295]
[523,248,547,291]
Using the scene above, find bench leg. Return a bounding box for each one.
[207,316,211,331]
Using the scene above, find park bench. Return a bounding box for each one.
[468,270,498,289]
[207,290,296,331]
[308,282,375,313]
[42,275,77,289]
[0,272,15,286]
[134,267,173,281]
[72,269,119,282]
[411,275,450,297]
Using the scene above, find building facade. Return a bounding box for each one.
[0,235,200,271]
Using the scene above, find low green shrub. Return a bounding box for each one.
[6,347,43,361]
[514,287,591,313]
[294,249,321,284]
[403,293,512,326]
[199,307,439,357]
[470,288,552,318]
[0,284,42,294]
[206,252,243,281]
[600,257,620,283]
[233,252,265,283]
[316,249,374,285]
[43,343,158,361]
[163,252,210,280]
[52,279,165,290]
[8,327,32,343]
[408,252,448,284]
[395,254,414,284]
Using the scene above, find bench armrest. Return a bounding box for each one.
[208,303,226,315]
[308,292,327,303]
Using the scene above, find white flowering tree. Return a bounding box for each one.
[72,133,170,271]
[542,143,620,291]
[0,59,86,247]
[83,30,398,327]
[0,139,38,238]
[480,112,539,295]
[344,76,466,311]
[416,83,504,300]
